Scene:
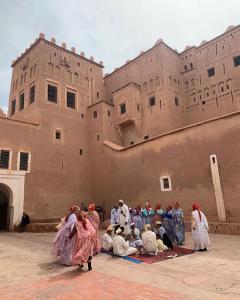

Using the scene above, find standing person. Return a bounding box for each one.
[69,210,95,271]
[163,205,175,242]
[102,226,114,252]
[53,206,79,266]
[111,204,120,225]
[80,201,88,212]
[86,203,101,255]
[132,205,143,231]
[19,212,30,233]
[141,224,158,255]
[118,200,130,233]
[112,228,138,256]
[172,202,185,245]
[191,203,210,251]
[151,203,164,227]
[142,202,154,226]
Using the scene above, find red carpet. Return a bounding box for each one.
[128,246,195,264]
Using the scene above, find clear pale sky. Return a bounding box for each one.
[0,0,239,112]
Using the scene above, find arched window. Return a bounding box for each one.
[218,82,224,93]
[155,76,160,89]
[211,85,216,95]
[73,72,78,85]
[143,82,148,93]
[191,92,196,102]
[197,90,202,100]
[204,87,210,98]
[149,79,154,91]
[226,79,232,90]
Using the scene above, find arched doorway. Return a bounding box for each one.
[0,184,10,230]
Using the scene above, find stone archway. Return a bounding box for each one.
[0,184,11,230]
[0,171,25,230]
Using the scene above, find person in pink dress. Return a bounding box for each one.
[53,206,79,265]
[69,210,95,271]
[86,203,101,255]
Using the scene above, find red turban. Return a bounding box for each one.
[192,203,200,211]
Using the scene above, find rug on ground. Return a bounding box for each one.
[101,246,194,264]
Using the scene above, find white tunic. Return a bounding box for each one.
[102,233,113,251]
[112,235,137,256]
[119,204,130,225]
[142,230,158,254]
[192,210,210,250]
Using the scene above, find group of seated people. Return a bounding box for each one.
[102,221,173,257]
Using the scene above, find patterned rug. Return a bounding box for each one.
[129,246,195,264]
[101,246,194,264]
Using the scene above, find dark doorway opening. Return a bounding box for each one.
[0,188,9,230]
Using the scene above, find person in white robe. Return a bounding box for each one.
[191,203,210,251]
[118,200,130,233]
[111,205,120,224]
[141,224,158,255]
[153,221,168,252]
[113,228,138,256]
[127,223,143,248]
[102,226,113,251]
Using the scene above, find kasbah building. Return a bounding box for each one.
[0,25,240,234]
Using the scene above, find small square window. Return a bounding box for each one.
[107,110,111,117]
[160,176,172,191]
[120,103,126,115]
[130,141,134,145]
[30,85,35,104]
[55,130,61,140]
[207,67,215,77]
[67,91,76,109]
[48,84,57,103]
[233,55,240,67]
[144,135,149,140]
[149,96,155,107]
[19,152,29,171]
[19,92,24,110]
[93,110,98,118]
[0,150,10,169]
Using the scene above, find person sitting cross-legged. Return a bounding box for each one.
[153,221,173,250]
[113,228,138,256]
[126,223,143,251]
[141,224,158,255]
[102,226,113,252]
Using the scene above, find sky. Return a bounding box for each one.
[0,0,240,113]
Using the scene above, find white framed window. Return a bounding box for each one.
[17,151,31,173]
[55,128,63,143]
[160,175,172,191]
[0,148,12,170]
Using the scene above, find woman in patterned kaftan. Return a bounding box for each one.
[53,206,79,265]
[69,211,95,271]
[86,203,101,254]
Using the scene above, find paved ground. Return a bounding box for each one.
[0,232,239,300]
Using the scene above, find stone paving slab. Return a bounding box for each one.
[0,232,240,300]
